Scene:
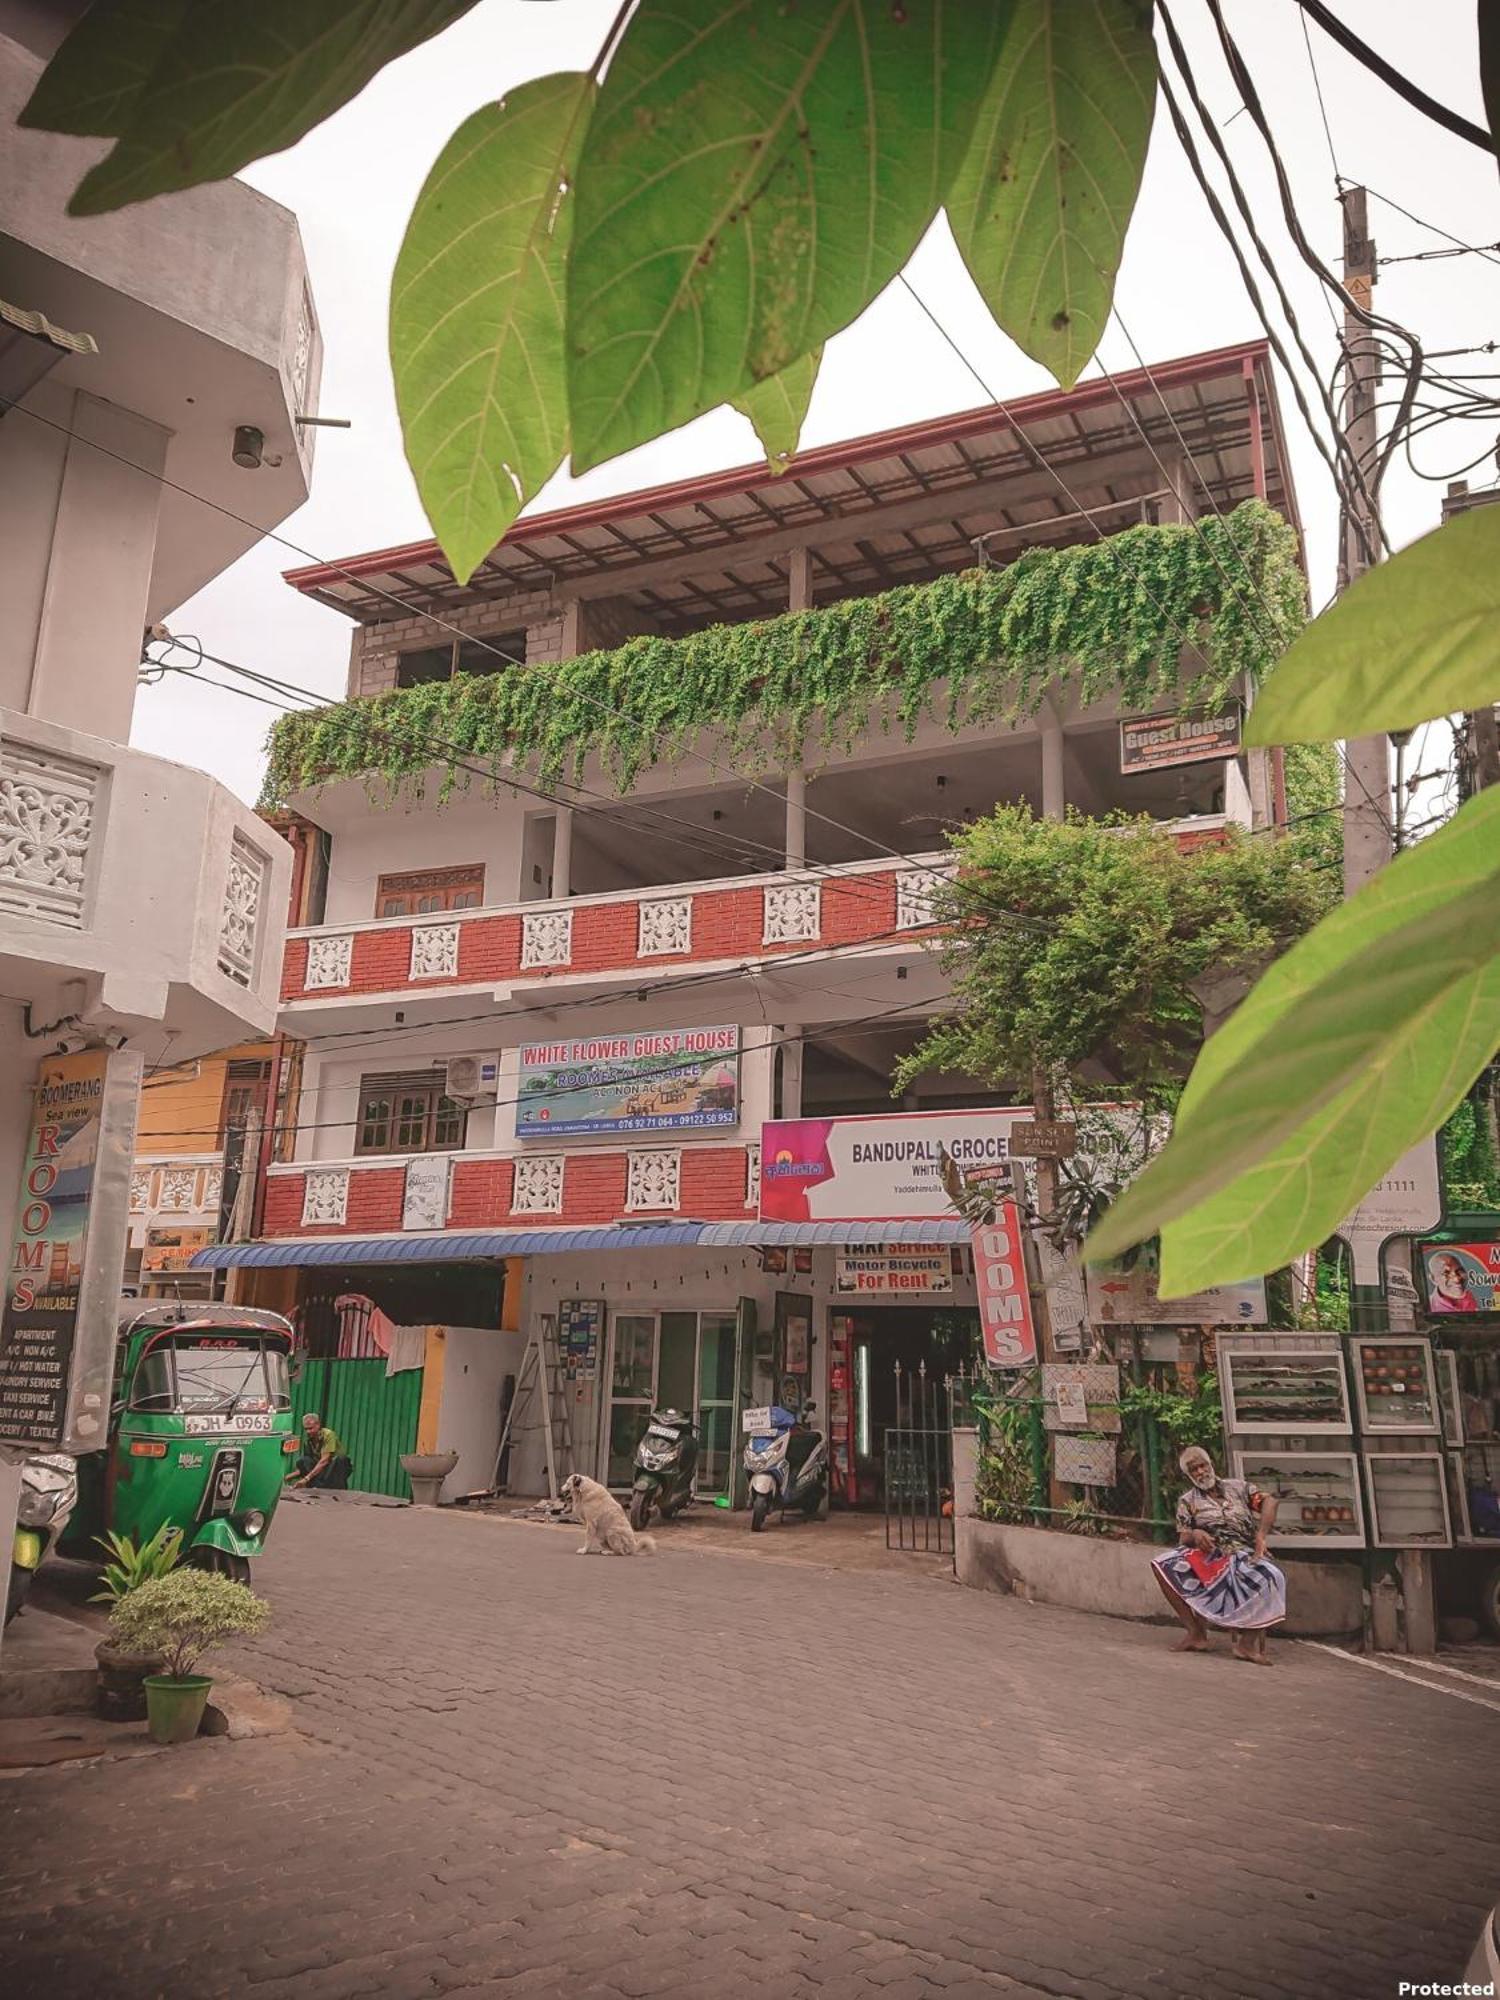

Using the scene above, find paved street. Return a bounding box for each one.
[2,1500,1497,2000]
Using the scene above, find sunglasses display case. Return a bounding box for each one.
[1219,1337,1353,1436]
[1364,1451,1451,1548]
[1231,1450,1366,1549]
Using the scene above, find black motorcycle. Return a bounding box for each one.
[629,1409,698,1531]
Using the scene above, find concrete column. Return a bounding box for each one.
[786,550,813,865]
[552,807,574,900]
[1040,720,1065,821]
[780,1032,804,1119]
[785,771,806,869]
[1156,446,1192,524]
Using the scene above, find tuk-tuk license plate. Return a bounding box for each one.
[183,1413,273,1434]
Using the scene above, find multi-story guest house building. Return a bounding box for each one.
[198,341,1305,1505]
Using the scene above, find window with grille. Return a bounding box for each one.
[355,1071,468,1155]
[375,863,485,919]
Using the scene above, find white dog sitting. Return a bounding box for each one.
[561,1473,656,1556]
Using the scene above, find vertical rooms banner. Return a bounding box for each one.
[0,1048,142,1452]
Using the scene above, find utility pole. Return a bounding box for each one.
[1335,191,1436,1651]
[1338,187,1395,897]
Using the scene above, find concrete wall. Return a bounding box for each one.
[0,383,167,741]
[0,705,293,1055]
[318,787,534,925]
[1,27,321,645]
[954,1514,1363,1639]
[434,1325,527,1498]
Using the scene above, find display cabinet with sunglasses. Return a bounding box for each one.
[1231,1450,1366,1548]
[1364,1451,1451,1547]
[1219,1338,1352,1436]
[1350,1337,1440,1435]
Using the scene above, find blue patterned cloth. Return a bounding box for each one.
[1152,1474,1287,1632]
[1152,1545,1287,1631]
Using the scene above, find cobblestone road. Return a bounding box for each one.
[2,1499,1497,2000]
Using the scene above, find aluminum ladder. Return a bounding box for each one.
[492,1312,575,1502]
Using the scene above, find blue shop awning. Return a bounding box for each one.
[191,1215,971,1270]
[190,1223,710,1269]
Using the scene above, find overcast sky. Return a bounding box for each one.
[130,0,1500,806]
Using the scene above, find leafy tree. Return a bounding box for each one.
[895,808,1333,1106]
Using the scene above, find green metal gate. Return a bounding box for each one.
[292,1358,422,1499]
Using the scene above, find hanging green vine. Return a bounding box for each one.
[260,500,1304,807]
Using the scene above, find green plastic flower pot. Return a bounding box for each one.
[143,1674,213,1745]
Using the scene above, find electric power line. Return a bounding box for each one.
[1293,0,1493,154]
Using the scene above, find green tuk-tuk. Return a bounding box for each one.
[60,1302,299,1582]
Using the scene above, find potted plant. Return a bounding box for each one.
[90,1525,182,1721]
[107,1570,269,1744]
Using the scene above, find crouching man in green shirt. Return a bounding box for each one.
[289,1412,352,1490]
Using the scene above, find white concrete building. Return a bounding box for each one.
[0,1,320,1508]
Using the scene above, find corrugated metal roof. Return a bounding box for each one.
[190,1224,709,1269]
[283,340,1297,631]
[191,1217,972,1268]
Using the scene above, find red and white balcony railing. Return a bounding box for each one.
[279,816,1232,1013]
[263,1141,762,1237]
[281,852,955,1007]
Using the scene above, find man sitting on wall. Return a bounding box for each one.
[289,1412,352,1491]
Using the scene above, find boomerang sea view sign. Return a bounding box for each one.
[759,1109,1031,1222]
[517,1027,739,1137]
[0,1048,142,1452]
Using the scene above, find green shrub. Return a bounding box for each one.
[108,1570,269,1680]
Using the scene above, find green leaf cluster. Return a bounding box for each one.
[893,805,1333,1103]
[22,2,1161,574]
[261,499,1301,806]
[89,1524,183,1605]
[1089,507,1500,1294]
[108,1569,270,1681]
[1441,1090,1500,1214]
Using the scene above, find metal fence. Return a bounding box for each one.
[969,1370,1193,1543]
[884,1361,955,1554]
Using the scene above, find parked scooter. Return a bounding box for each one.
[630,1408,698,1531]
[6,1454,79,1624]
[743,1403,828,1532]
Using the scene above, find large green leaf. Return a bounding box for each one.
[947,0,1156,388]
[1246,508,1500,746]
[731,348,822,471]
[392,74,593,587]
[1085,789,1500,1270]
[24,0,480,216]
[567,0,1014,474]
[1154,952,1500,1294]
[17,0,189,138]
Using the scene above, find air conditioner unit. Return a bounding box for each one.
[444,1054,498,1105]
